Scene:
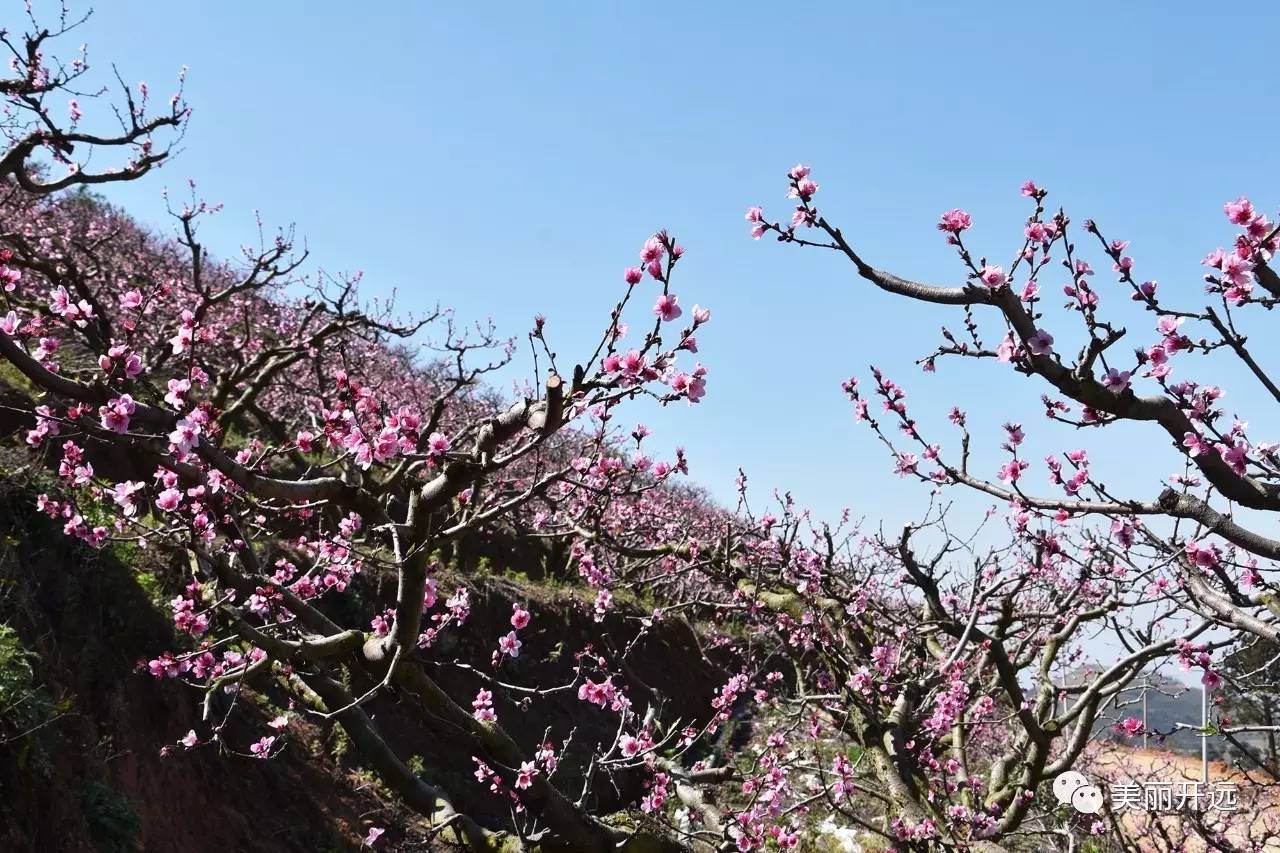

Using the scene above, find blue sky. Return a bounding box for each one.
[57,1,1280,532]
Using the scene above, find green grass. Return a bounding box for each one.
[77,781,141,853]
[0,359,37,398]
[0,622,66,753]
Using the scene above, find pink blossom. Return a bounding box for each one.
[1026,329,1053,356]
[33,337,59,361]
[111,480,145,517]
[619,735,641,758]
[653,293,682,322]
[50,285,94,327]
[594,588,612,620]
[1144,344,1170,378]
[98,394,136,433]
[1101,368,1131,393]
[472,688,496,723]
[1246,215,1273,240]
[670,367,708,404]
[1183,431,1212,458]
[147,652,190,679]
[498,631,522,658]
[1224,196,1255,225]
[510,604,530,630]
[249,736,275,758]
[164,378,191,408]
[979,265,1006,289]
[169,310,196,354]
[787,176,818,201]
[938,209,971,233]
[426,432,450,461]
[1221,252,1254,289]
[617,349,650,383]
[995,332,1018,363]
[98,343,143,378]
[578,676,621,709]
[515,761,537,790]
[791,204,817,233]
[0,264,21,292]
[997,459,1028,483]
[1115,717,1145,738]
[1026,221,1053,244]
[893,453,918,478]
[1220,440,1249,476]
[169,417,200,454]
[639,236,664,264]
[1185,540,1220,569]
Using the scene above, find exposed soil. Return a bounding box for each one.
[0,483,393,852]
[0,473,727,851]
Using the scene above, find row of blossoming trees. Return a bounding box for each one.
[1,6,1278,852]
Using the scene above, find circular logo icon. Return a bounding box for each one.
[1053,770,1089,805]
[1072,785,1104,814]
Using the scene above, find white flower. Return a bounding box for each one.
[817,817,863,852]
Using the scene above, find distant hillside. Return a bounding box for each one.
[1065,666,1265,763]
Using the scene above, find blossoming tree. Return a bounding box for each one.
[750,166,1280,650]
[745,164,1280,849]
[0,9,719,851]
[3,5,1279,851]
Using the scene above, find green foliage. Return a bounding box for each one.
[329,719,351,763]
[0,358,37,398]
[0,622,36,713]
[77,781,141,853]
[0,622,64,754]
[130,570,167,608]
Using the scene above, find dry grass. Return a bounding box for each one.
[1082,744,1280,851]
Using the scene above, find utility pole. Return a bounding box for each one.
[1201,684,1210,784]
[1142,676,1149,750]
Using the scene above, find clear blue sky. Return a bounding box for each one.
[57,1,1280,530]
